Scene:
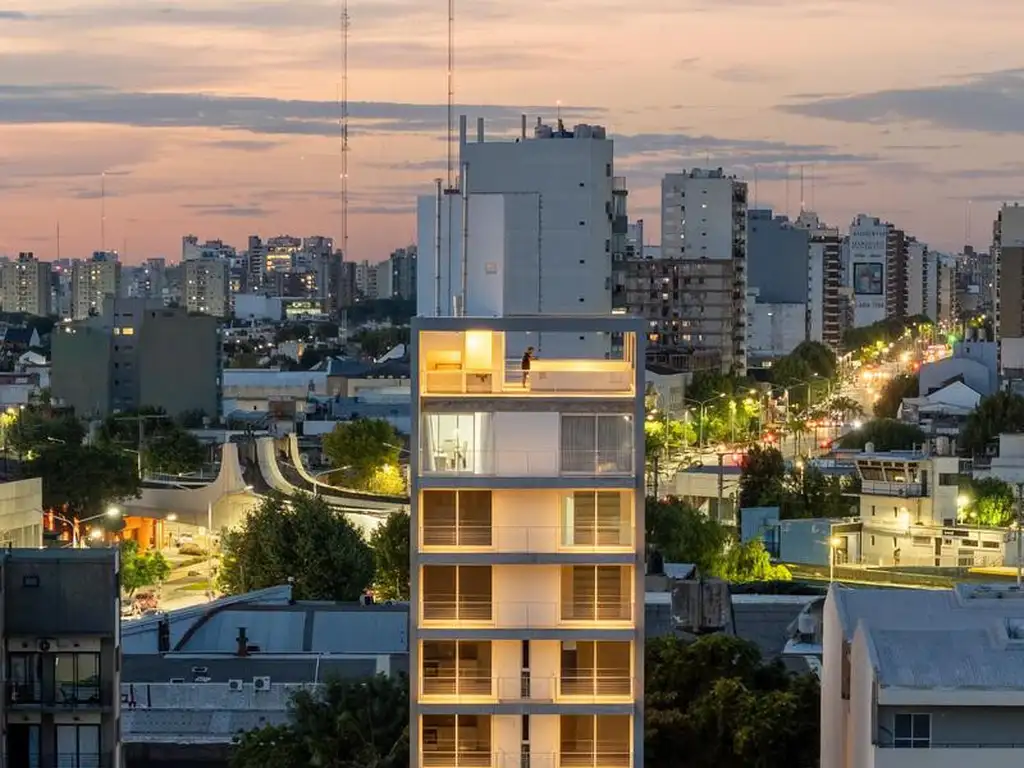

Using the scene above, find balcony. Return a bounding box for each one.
[874,743,1024,768]
[419,599,634,630]
[861,480,924,497]
[419,675,633,704]
[0,755,116,768]
[421,524,635,554]
[420,449,634,478]
[419,330,637,398]
[6,652,107,709]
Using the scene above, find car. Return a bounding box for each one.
[175,533,194,546]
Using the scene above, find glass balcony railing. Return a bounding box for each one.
[417,751,632,768]
[420,524,635,552]
[421,361,634,397]
[419,675,634,703]
[421,751,495,768]
[419,599,634,629]
[560,746,632,768]
[420,449,634,477]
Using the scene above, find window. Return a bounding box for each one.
[938,473,958,486]
[560,415,633,474]
[893,713,930,748]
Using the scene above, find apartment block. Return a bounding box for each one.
[1,253,52,317]
[848,215,888,327]
[885,228,909,319]
[795,211,841,348]
[411,315,645,768]
[823,583,1024,768]
[659,168,748,374]
[70,252,121,320]
[184,256,231,317]
[1,548,121,768]
[52,297,220,419]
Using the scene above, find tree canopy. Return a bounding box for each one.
[97,408,207,475]
[218,491,374,601]
[29,443,140,518]
[646,634,819,768]
[960,476,1016,527]
[6,408,84,456]
[962,391,1024,456]
[351,327,410,359]
[231,674,409,768]
[322,419,402,490]
[873,373,919,419]
[120,539,171,597]
[838,419,925,452]
[738,445,787,509]
[371,510,410,600]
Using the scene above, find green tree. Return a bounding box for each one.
[738,445,787,509]
[218,491,374,601]
[119,539,171,597]
[961,477,1016,527]
[717,539,792,583]
[29,443,140,517]
[784,464,856,519]
[7,409,84,455]
[371,510,410,600]
[232,674,409,768]
[962,391,1024,456]
[838,419,926,451]
[646,496,729,574]
[98,408,206,475]
[352,327,410,359]
[322,419,401,489]
[646,634,819,768]
[787,340,838,380]
[874,373,919,419]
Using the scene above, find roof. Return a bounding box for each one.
[323,357,410,378]
[2,327,36,345]
[866,626,1024,690]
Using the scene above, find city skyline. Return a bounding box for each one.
[2,0,1024,262]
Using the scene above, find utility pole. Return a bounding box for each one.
[112,413,167,479]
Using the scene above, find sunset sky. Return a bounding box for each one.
[2,0,1024,263]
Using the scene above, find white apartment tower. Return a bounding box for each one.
[416,116,614,358]
[411,314,645,768]
[847,214,889,327]
[795,211,841,348]
[1,253,51,316]
[70,252,121,319]
[659,168,748,374]
[184,257,231,317]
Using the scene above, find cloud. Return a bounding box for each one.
[0,84,597,137]
[0,10,30,19]
[778,68,1024,133]
[181,203,276,218]
[203,139,280,152]
[713,66,781,84]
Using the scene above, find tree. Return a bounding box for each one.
[29,443,140,518]
[717,539,792,583]
[646,496,729,574]
[838,419,925,451]
[352,327,410,359]
[218,491,374,601]
[738,445,787,509]
[646,634,819,768]
[7,409,84,455]
[784,464,857,520]
[961,477,1016,527]
[119,539,171,598]
[98,408,206,475]
[322,419,402,489]
[371,510,410,600]
[962,391,1024,456]
[232,674,409,768]
[874,373,919,419]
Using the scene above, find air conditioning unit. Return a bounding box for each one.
[252,676,271,691]
[228,679,244,692]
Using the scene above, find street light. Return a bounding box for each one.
[829,535,842,583]
[207,485,255,600]
[683,394,725,449]
[53,506,122,547]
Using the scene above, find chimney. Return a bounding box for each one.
[236,627,249,657]
[476,117,484,143]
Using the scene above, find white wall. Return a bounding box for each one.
[234,293,283,321]
[661,172,741,261]
[492,412,559,475]
[849,214,888,327]
[821,588,847,768]
[849,627,874,768]
[749,302,806,358]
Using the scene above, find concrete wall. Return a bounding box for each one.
[747,209,810,304]
[0,477,43,547]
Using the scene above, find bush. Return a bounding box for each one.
[178,543,208,557]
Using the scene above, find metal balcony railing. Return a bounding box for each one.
[419,674,634,702]
[861,480,924,497]
[419,599,634,628]
[1,754,115,768]
[420,524,635,551]
[420,449,634,477]
[6,681,107,708]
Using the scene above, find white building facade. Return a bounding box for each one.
[848,215,889,328]
[410,315,646,768]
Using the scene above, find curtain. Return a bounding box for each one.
[421,414,437,472]
[561,415,596,473]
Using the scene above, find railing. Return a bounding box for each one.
[0,755,117,768]
[875,740,1024,749]
[420,524,635,551]
[6,681,106,707]
[420,449,634,477]
[420,366,634,397]
[560,745,632,768]
[419,599,634,628]
[419,750,630,768]
[861,480,924,497]
[419,674,634,702]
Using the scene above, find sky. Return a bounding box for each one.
[3,0,1024,263]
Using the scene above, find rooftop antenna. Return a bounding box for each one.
[100,170,106,252]
[784,164,790,217]
[810,165,816,211]
[446,0,455,190]
[340,0,350,260]
[965,199,973,248]
[753,165,758,209]
[56,221,60,260]
[799,165,805,212]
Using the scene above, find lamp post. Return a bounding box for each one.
[53,506,122,548]
[829,535,842,583]
[683,394,725,449]
[207,486,255,600]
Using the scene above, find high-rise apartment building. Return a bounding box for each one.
[390,246,418,300]
[659,168,748,374]
[52,297,220,418]
[795,211,841,348]
[0,548,121,768]
[847,215,888,327]
[885,227,910,319]
[417,116,614,357]
[1,252,52,316]
[70,252,121,320]
[184,256,231,317]
[411,314,645,768]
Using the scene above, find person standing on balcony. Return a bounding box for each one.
[521,346,535,388]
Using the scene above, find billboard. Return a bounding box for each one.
[853,262,883,295]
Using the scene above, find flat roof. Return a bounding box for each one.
[412,315,646,333]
